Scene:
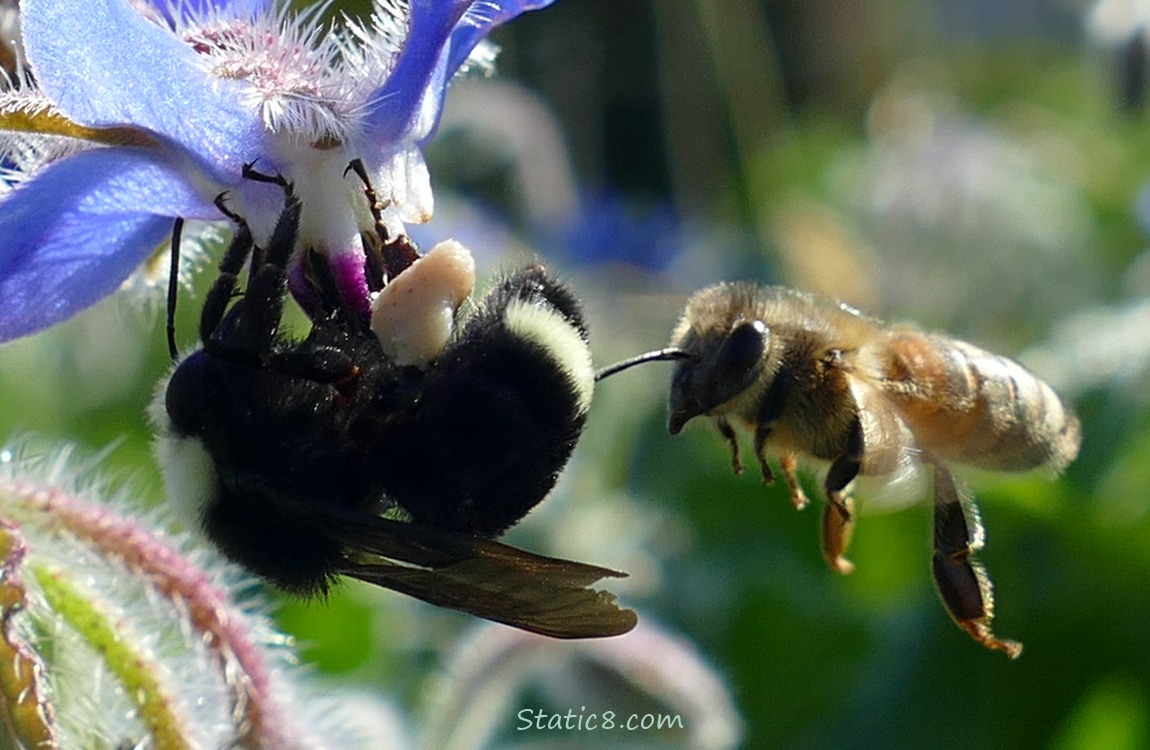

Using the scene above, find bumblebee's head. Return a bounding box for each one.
[667,318,769,434]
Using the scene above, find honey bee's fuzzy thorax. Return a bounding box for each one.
[673,283,873,342]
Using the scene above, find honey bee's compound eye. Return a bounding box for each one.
[717,320,768,376]
[669,319,770,433]
[703,319,768,402]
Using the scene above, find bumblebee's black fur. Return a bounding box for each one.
[163,181,590,595]
[378,271,587,534]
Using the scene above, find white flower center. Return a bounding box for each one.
[173,2,411,144]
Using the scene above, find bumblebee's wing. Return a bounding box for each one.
[328,515,637,639]
[342,557,637,639]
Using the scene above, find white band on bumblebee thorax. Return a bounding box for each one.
[504,299,595,414]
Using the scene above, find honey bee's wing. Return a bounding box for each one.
[836,333,925,506]
[328,515,637,639]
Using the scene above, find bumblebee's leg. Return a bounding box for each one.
[345,158,388,288]
[203,182,301,360]
[930,458,1022,658]
[346,157,419,283]
[245,182,360,386]
[821,416,863,574]
[715,418,745,475]
[345,158,390,232]
[166,217,186,362]
[194,180,360,392]
[196,193,256,348]
[780,453,808,510]
[239,171,298,340]
[207,178,353,377]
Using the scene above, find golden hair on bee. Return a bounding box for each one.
[599,282,1082,658]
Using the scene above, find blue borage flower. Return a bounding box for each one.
[0,0,554,341]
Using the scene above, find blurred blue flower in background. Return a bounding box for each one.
[546,191,684,271]
[0,0,554,341]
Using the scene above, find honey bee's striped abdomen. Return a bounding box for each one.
[879,330,1081,473]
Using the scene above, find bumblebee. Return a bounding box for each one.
[152,168,634,638]
[601,283,1081,656]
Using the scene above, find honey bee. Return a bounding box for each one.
[598,283,1081,657]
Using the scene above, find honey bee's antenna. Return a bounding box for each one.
[595,348,691,382]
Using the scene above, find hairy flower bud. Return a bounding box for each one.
[0,447,401,749]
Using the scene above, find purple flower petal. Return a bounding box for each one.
[445,0,558,73]
[0,148,217,341]
[366,0,469,143]
[366,0,558,145]
[21,0,265,183]
[149,0,272,25]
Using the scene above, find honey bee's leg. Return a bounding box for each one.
[929,458,1022,659]
[751,368,794,484]
[820,417,863,574]
[751,423,775,483]
[715,418,744,475]
[779,453,808,510]
[821,493,856,574]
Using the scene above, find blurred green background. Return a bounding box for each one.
[4,0,1150,747]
